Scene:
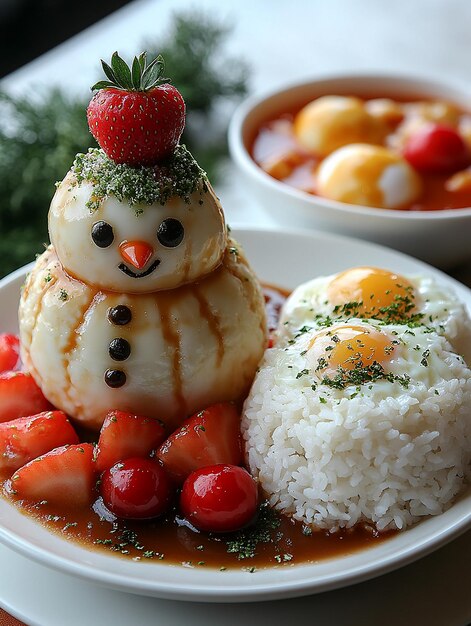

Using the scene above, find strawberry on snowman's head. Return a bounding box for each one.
[48,52,226,294]
[87,52,185,166]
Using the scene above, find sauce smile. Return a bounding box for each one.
[118,259,161,278]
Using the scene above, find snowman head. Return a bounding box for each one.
[49,54,228,293]
[48,169,226,294]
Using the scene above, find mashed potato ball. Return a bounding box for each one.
[294,96,385,157]
[316,144,422,208]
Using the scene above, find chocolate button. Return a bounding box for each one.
[109,338,131,361]
[104,369,126,388]
[108,305,132,326]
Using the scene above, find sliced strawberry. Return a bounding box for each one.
[95,410,166,473]
[0,411,79,472]
[0,334,20,372]
[157,403,242,483]
[6,443,96,509]
[0,371,51,423]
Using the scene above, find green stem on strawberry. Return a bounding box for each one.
[91,52,170,93]
[87,52,186,166]
[71,146,207,213]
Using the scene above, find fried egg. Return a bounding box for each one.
[316,144,422,209]
[286,319,457,394]
[280,266,471,364]
[306,323,397,380]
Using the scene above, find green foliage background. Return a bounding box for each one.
[0,12,249,277]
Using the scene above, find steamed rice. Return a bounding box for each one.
[242,322,471,532]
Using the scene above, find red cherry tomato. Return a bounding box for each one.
[403,123,469,173]
[101,457,174,519]
[180,464,259,533]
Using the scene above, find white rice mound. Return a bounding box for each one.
[242,323,471,532]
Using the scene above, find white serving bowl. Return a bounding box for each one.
[228,74,471,269]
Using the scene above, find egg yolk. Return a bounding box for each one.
[307,324,396,377]
[327,267,416,319]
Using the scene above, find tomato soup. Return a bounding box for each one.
[251,95,471,211]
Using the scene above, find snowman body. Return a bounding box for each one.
[19,155,267,431]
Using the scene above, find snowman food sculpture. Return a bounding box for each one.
[19,53,267,431]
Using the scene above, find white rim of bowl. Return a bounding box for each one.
[228,72,471,221]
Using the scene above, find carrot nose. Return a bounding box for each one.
[119,241,154,269]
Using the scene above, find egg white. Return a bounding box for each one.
[279,272,471,364]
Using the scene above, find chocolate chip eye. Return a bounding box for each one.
[157,218,184,248]
[91,221,114,248]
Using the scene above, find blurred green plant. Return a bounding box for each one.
[148,12,248,115]
[146,12,249,180]
[0,11,249,278]
[0,89,91,277]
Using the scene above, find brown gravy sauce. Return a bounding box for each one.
[2,284,395,569]
[191,286,225,367]
[263,283,290,334]
[251,95,471,212]
[155,292,186,416]
[62,292,102,412]
[7,494,393,570]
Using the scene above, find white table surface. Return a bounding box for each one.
[1,1,471,623]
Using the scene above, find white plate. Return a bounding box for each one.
[1,533,471,626]
[0,227,470,604]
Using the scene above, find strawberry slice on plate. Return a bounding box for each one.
[6,443,96,508]
[0,411,79,472]
[95,410,166,473]
[157,403,243,483]
[0,371,51,423]
[0,334,20,373]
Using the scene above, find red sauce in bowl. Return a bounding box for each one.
[251,96,471,211]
